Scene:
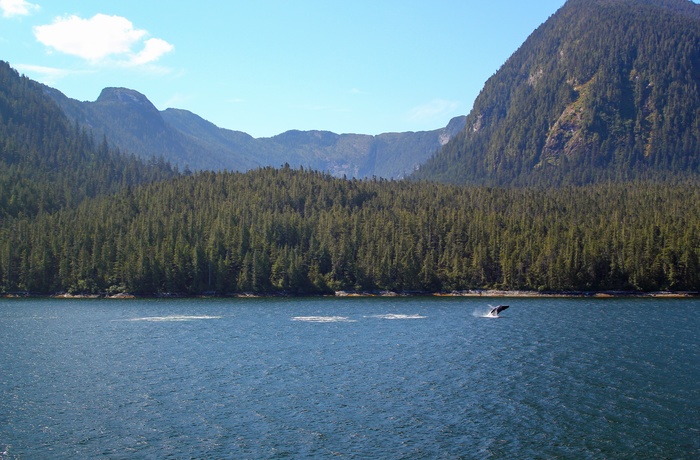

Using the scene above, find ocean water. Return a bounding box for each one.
[0,296,698,459]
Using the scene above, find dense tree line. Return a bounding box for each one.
[3,30,700,298]
[2,166,699,295]
[415,0,700,186]
[0,61,177,220]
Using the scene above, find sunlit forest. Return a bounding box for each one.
[3,0,700,298]
[3,166,699,295]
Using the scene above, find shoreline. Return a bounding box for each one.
[2,289,698,299]
[336,289,699,298]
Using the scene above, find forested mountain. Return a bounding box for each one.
[4,0,700,297]
[0,61,176,220]
[45,84,465,179]
[415,0,700,185]
[3,167,699,295]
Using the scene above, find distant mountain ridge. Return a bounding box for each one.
[0,61,176,220]
[414,0,700,185]
[44,85,465,179]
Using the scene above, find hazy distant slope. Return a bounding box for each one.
[44,87,234,170]
[46,84,465,179]
[414,0,700,185]
[160,108,276,171]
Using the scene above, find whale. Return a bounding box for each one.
[488,305,509,317]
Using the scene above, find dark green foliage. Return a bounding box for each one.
[414,0,700,186]
[3,167,699,295]
[0,61,177,220]
[4,0,700,298]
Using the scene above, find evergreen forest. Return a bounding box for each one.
[415,0,700,186]
[3,166,700,295]
[3,0,700,296]
[0,62,176,221]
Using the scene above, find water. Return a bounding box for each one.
[0,297,698,459]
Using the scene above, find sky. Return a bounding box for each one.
[1,0,569,138]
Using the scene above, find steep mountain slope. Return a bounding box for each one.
[46,84,465,179]
[159,108,264,171]
[0,61,175,219]
[44,87,233,171]
[414,0,700,185]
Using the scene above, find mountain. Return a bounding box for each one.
[0,61,175,219]
[414,0,700,186]
[43,86,238,171]
[4,61,700,296]
[45,85,465,179]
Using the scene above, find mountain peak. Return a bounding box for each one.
[96,87,157,111]
[44,82,463,178]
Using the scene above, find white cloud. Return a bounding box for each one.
[33,13,173,66]
[129,38,174,66]
[0,0,39,18]
[406,99,460,123]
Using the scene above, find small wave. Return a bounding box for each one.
[291,316,356,323]
[125,315,222,322]
[370,314,426,320]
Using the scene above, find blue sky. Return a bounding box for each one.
[2,0,568,138]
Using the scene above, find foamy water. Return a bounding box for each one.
[291,315,356,322]
[293,313,427,322]
[124,315,223,322]
[368,313,427,319]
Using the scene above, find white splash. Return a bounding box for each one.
[474,306,500,318]
[370,314,427,320]
[125,315,222,322]
[291,316,356,323]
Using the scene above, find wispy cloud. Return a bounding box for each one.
[33,13,173,66]
[13,63,92,84]
[163,92,194,108]
[0,0,39,18]
[406,99,460,123]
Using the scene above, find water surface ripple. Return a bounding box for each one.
[1,297,698,458]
